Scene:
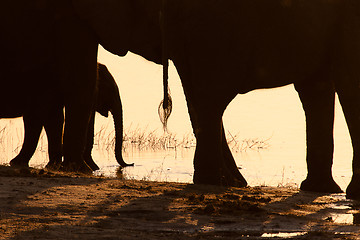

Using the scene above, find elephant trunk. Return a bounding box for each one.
[111,95,134,167]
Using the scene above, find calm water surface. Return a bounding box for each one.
[0,48,353,190]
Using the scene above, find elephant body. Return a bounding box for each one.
[9,63,132,170]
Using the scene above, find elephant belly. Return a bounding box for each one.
[173,0,342,95]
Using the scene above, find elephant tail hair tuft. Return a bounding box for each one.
[158,91,172,132]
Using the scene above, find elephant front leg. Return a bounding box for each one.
[295,81,342,193]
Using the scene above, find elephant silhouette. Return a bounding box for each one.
[72,0,360,199]
[3,0,360,199]
[9,63,133,171]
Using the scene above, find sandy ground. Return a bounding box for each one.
[0,166,359,240]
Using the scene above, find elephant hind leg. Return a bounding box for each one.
[43,106,64,171]
[295,81,342,193]
[83,111,100,171]
[61,98,94,174]
[188,98,246,187]
[10,115,42,168]
[335,81,360,199]
[192,114,247,187]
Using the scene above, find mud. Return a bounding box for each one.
[0,166,359,239]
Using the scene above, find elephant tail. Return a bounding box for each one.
[158,0,172,131]
[158,59,172,131]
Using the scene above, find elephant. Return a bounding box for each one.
[1,0,164,174]
[4,0,360,199]
[71,0,360,199]
[1,1,100,173]
[8,63,133,171]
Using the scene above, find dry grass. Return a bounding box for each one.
[0,120,270,168]
[226,131,270,153]
[93,125,270,153]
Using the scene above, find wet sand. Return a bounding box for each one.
[0,166,359,240]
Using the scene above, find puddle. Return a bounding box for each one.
[324,195,360,225]
[329,213,354,224]
[261,232,306,238]
[329,212,360,225]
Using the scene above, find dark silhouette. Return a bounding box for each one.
[2,0,360,199]
[9,63,133,171]
[1,1,100,173]
[77,0,358,199]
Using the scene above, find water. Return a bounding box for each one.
[261,232,307,238]
[0,47,353,190]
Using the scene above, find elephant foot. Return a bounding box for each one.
[84,156,100,171]
[222,159,247,187]
[193,166,247,188]
[220,164,247,187]
[45,161,62,171]
[87,161,100,171]
[193,169,222,185]
[222,172,247,188]
[300,176,342,193]
[346,175,360,200]
[9,157,29,169]
[60,160,93,174]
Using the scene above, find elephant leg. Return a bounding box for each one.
[192,108,224,185]
[295,81,342,193]
[173,58,245,186]
[61,98,94,174]
[184,91,245,187]
[191,108,246,186]
[335,82,360,199]
[10,115,42,168]
[57,14,98,174]
[83,111,100,171]
[43,107,64,171]
[61,61,97,174]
